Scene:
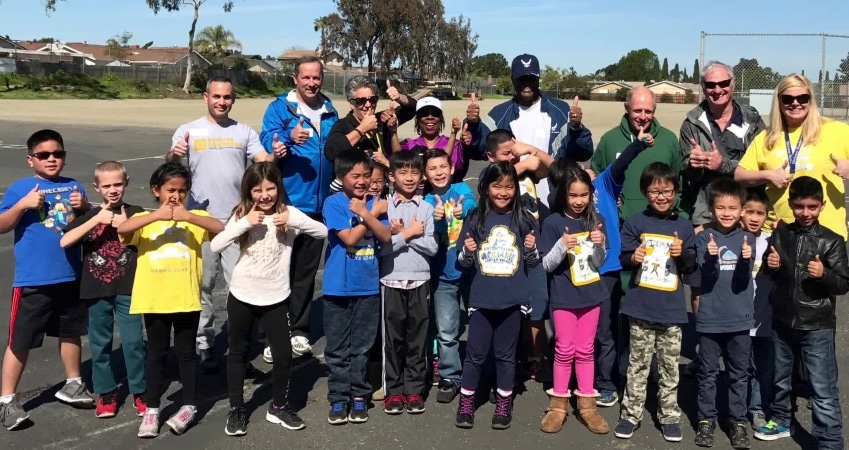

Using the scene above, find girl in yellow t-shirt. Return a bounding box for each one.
[117,162,224,439]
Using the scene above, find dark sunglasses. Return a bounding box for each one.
[29,150,67,160]
[704,79,732,89]
[780,93,810,105]
[351,96,378,107]
[417,106,442,118]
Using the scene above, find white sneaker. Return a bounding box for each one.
[263,346,273,364]
[165,405,196,435]
[137,411,159,438]
[291,336,312,356]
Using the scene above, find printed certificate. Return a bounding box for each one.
[636,233,678,292]
[568,232,601,286]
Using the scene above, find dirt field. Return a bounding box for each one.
[0,97,698,138]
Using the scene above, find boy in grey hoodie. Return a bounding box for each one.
[379,151,438,415]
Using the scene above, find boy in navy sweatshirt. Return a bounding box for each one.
[693,177,755,449]
[379,151,438,415]
[615,162,696,443]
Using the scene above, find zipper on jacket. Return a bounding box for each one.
[791,233,804,328]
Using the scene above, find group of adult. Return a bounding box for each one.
[165,53,849,385]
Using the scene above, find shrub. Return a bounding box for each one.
[614,87,630,102]
[191,71,208,92]
[660,93,674,103]
[101,72,120,83]
[684,89,696,103]
[133,80,150,93]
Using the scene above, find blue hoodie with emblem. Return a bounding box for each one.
[695,227,756,334]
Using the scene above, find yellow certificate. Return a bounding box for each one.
[568,232,601,287]
[636,233,678,292]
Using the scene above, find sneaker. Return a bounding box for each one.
[432,358,440,386]
[491,393,512,430]
[55,380,95,407]
[348,398,368,423]
[291,336,312,357]
[225,406,247,436]
[0,397,30,430]
[596,390,619,407]
[137,411,159,438]
[614,419,639,439]
[750,410,766,431]
[405,394,426,414]
[694,420,716,447]
[662,422,684,442]
[133,395,147,416]
[327,401,348,425]
[729,422,751,449]
[199,348,219,374]
[262,347,273,364]
[436,379,459,404]
[266,403,305,430]
[165,405,196,434]
[383,394,404,415]
[754,420,790,441]
[95,391,118,418]
[455,393,475,429]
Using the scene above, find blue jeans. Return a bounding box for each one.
[697,331,751,423]
[88,295,147,395]
[430,279,463,385]
[323,295,380,404]
[771,325,843,449]
[748,336,773,414]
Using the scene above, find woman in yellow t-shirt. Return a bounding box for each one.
[117,163,224,439]
[735,74,849,239]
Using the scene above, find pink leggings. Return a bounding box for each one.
[552,305,600,396]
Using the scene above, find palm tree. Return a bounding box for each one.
[195,24,242,63]
[314,17,328,59]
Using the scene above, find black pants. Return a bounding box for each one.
[226,293,292,407]
[461,306,521,393]
[143,312,200,409]
[381,283,430,396]
[287,223,325,338]
[697,331,751,423]
[595,272,621,392]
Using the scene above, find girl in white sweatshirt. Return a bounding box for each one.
[210,162,327,436]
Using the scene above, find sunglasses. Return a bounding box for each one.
[780,94,810,105]
[29,150,67,160]
[351,96,378,107]
[417,106,442,118]
[704,79,732,89]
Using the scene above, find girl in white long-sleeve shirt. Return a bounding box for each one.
[210,162,327,436]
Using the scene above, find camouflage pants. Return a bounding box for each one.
[620,318,682,424]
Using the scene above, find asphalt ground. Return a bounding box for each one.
[0,120,847,449]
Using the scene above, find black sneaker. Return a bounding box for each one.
[614,419,639,439]
[662,423,683,442]
[491,393,512,430]
[405,394,426,414]
[224,407,247,436]
[266,403,305,430]
[455,393,475,429]
[729,422,751,449]
[327,401,348,425]
[436,379,459,404]
[348,398,368,423]
[199,348,219,374]
[694,420,716,447]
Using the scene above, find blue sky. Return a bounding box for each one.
[2,0,849,78]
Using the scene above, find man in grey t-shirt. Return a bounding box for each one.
[165,76,278,373]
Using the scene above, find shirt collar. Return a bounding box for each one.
[706,102,743,127]
[392,192,421,206]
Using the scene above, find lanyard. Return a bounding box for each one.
[784,131,804,174]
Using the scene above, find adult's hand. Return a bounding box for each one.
[569,96,582,127]
[290,117,310,145]
[466,93,479,124]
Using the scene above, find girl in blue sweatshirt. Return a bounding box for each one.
[455,162,539,430]
[539,162,610,435]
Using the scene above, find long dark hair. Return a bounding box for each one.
[552,162,602,231]
[468,161,533,240]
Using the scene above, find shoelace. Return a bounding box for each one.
[331,402,346,413]
[100,391,117,406]
[385,394,404,407]
[352,399,367,411]
[142,413,157,426]
[494,397,511,416]
[407,394,423,404]
[458,395,475,415]
[229,408,246,425]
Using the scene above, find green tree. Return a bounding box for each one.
[837,53,849,82]
[650,58,661,82]
[732,58,783,90]
[594,63,618,81]
[195,25,242,63]
[539,65,562,91]
[495,74,512,94]
[692,58,700,83]
[613,49,660,82]
[682,68,689,83]
[671,63,680,82]
[661,57,669,80]
[471,53,509,77]
[104,31,133,61]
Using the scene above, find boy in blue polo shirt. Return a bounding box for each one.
[0,129,94,430]
[322,149,391,425]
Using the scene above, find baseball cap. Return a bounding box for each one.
[511,54,540,79]
[416,96,443,112]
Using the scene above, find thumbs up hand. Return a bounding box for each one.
[741,235,752,260]
[464,232,477,253]
[524,229,536,251]
[172,131,190,157]
[385,79,401,102]
[637,125,654,147]
[246,204,266,226]
[460,123,472,146]
[769,159,792,189]
[453,195,465,219]
[830,153,849,179]
[111,205,128,228]
[707,232,719,256]
[590,223,605,245]
[808,254,824,278]
[21,183,45,210]
[403,213,425,240]
[569,96,582,127]
[466,93,479,123]
[272,132,288,158]
[561,227,578,249]
[632,239,647,264]
[69,185,86,209]
[767,245,781,269]
[451,116,462,135]
[433,195,445,221]
[670,231,683,257]
[290,117,311,144]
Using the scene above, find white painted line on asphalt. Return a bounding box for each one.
[92,155,164,164]
[463,177,478,182]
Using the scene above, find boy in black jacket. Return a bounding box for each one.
[754,176,848,450]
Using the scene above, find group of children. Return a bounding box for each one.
[0,127,845,449]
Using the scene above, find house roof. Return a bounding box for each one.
[15,41,210,64]
[646,80,687,90]
[0,36,24,49]
[276,49,342,61]
[591,81,631,90]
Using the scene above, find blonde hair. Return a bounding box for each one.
[765,74,828,150]
[94,160,128,184]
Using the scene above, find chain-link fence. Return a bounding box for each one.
[700,32,849,119]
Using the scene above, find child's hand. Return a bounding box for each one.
[460,123,471,146]
[372,150,389,168]
[463,232,477,253]
[246,205,265,226]
[561,227,578,249]
[807,254,824,278]
[451,117,462,135]
[370,198,388,217]
[433,195,445,221]
[69,185,85,210]
[741,235,752,259]
[19,184,44,211]
[511,139,537,157]
[632,239,647,264]
[453,195,465,219]
[707,232,718,256]
[636,125,654,147]
[524,229,536,251]
[96,205,114,225]
[152,203,173,221]
[670,231,682,257]
[589,223,604,245]
[403,214,424,240]
[389,219,403,235]
[767,245,781,269]
[272,207,289,228]
[111,205,128,228]
[349,197,368,217]
[170,204,192,222]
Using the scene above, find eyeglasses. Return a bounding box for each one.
[351,96,379,107]
[647,189,675,199]
[780,94,810,105]
[704,79,732,90]
[370,179,386,187]
[29,150,67,160]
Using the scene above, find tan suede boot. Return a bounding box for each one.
[577,395,609,434]
[540,392,569,433]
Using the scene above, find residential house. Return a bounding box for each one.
[13,41,211,71]
[277,49,344,68]
[222,54,278,74]
[590,81,631,94]
[646,80,688,96]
